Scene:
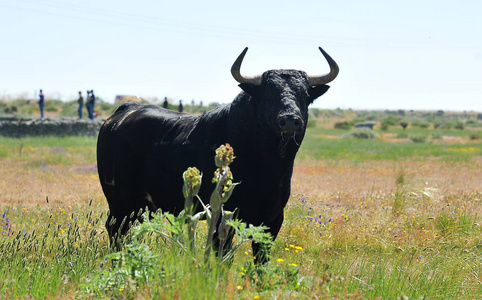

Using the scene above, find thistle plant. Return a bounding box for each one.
[205,144,239,262]
[182,167,202,253]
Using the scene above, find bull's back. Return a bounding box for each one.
[97,102,201,205]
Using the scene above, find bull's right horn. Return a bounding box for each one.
[307,47,339,86]
[231,47,263,86]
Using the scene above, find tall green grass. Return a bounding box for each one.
[2,197,480,298]
[298,128,482,161]
[0,136,97,165]
[0,201,108,298]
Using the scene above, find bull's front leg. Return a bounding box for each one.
[252,212,284,264]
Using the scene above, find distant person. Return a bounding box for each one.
[38,89,45,118]
[178,100,183,112]
[163,97,169,109]
[90,90,96,117]
[88,90,96,120]
[77,91,84,119]
[86,90,92,119]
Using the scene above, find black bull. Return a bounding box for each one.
[97,47,339,261]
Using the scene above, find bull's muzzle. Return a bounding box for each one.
[277,114,303,134]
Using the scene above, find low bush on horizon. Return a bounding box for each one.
[342,128,379,139]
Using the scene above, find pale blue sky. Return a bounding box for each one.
[1,0,481,111]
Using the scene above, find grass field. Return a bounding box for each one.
[0,126,481,298]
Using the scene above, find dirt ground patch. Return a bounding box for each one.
[1,155,481,213]
[291,158,482,209]
[314,134,341,139]
[0,158,104,209]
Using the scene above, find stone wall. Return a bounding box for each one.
[0,116,105,137]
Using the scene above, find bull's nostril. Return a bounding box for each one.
[294,119,300,128]
[279,119,287,128]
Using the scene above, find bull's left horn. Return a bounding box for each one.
[231,47,263,86]
[308,47,339,86]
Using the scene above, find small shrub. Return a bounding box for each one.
[334,121,352,130]
[432,120,442,129]
[396,132,408,138]
[409,134,427,143]
[455,122,465,130]
[419,122,430,129]
[382,115,399,126]
[444,121,455,129]
[411,120,430,128]
[465,119,480,127]
[380,121,390,131]
[431,132,443,139]
[342,128,378,139]
[469,132,482,140]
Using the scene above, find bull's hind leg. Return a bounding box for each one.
[105,211,129,250]
[105,188,156,249]
[104,186,140,248]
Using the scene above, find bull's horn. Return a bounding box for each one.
[231,47,263,86]
[308,47,339,86]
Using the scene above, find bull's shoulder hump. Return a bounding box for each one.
[137,106,200,124]
[113,101,142,113]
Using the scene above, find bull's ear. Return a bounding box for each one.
[308,85,330,104]
[239,83,261,98]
